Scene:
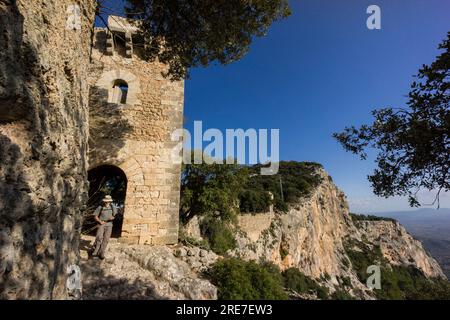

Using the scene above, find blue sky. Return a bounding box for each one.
[99,0,450,213]
[183,0,450,213]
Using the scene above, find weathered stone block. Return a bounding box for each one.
[152,235,178,245]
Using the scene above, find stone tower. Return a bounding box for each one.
[88,16,184,245]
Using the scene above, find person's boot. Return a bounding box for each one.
[89,249,99,260]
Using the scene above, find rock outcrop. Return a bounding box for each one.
[0,0,96,299]
[174,246,219,272]
[231,169,446,297]
[355,220,445,279]
[81,238,217,300]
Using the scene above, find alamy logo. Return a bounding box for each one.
[66,4,81,30]
[367,5,381,30]
[66,264,82,296]
[0,231,14,276]
[171,121,280,175]
[366,265,381,289]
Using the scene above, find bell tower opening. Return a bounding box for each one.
[84,165,128,238]
[110,79,129,104]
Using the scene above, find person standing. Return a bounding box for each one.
[91,195,117,260]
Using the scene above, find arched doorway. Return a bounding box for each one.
[83,165,127,238]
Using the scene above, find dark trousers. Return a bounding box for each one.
[92,224,112,258]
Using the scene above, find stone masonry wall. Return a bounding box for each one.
[88,28,184,245]
[238,213,275,242]
[0,0,96,299]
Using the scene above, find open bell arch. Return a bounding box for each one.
[95,69,141,105]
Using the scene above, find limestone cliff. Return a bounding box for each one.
[354,220,444,279]
[231,169,446,297]
[0,0,96,299]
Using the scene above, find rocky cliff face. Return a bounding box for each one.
[0,0,96,299]
[354,220,444,279]
[231,169,446,297]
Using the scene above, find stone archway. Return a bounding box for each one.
[85,165,128,238]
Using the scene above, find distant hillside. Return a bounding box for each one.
[373,208,450,278]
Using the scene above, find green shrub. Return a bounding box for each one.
[180,161,324,219]
[239,189,272,213]
[180,160,246,224]
[240,161,323,213]
[282,268,329,299]
[178,229,210,250]
[208,258,288,300]
[340,276,352,288]
[375,265,450,300]
[344,238,450,300]
[316,286,330,300]
[344,238,384,283]
[331,289,354,300]
[200,217,236,255]
[322,273,331,281]
[350,213,396,223]
[280,246,289,260]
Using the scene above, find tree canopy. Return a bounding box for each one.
[334,33,450,207]
[180,160,247,224]
[121,0,291,79]
[180,161,323,224]
[240,161,323,212]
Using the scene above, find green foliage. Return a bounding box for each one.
[315,286,330,300]
[343,238,384,284]
[180,160,247,224]
[334,33,450,207]
[340,276,352,288]
[181,161,323,222]
[282,268,329,299]
[344,238,450,299]
[279,246,289,261]
[180,161,324,250]
[331,289,355,300]
[123,0,291,79]
[239,189,272,213]
[321,273,331,281]
[350,213,396,223]
[178,228,210,250]
[200,216,236,255]
[208,258,288,300]
[240,161,323,213]
[374,265,450,300]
